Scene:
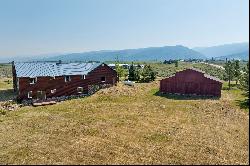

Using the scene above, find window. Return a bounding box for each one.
[101,76,106,82]
[50,76,56,80]
[37,91,42,98]
[81,75,86,80]
[64,76,71,82]
[77,87,84,93]
[51,89,56,94]
[37,91,46,100]
[28,91,32,99]
[29,77,37,84]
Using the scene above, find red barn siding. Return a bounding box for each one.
[16,64,118,100]
[160,69,222,97]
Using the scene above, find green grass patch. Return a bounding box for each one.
[144,132,170,142]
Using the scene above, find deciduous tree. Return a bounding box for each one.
[115,63,125,82]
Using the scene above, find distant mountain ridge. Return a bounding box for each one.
[215,50,249,60]
[1,42,249,63]
[46,45,206,62]
[0,53,63,63]
[193,42,249,60]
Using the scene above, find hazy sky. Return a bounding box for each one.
[0,0,249,57]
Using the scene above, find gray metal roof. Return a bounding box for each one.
[14,62,102,78]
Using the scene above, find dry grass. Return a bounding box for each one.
[0,78,15,102]
[0,78,13,90]
[0,81,249,165]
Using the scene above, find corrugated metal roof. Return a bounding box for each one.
[14,62,102,78]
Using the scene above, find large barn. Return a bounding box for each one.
[12,61,118,100]
[160,68,223,97]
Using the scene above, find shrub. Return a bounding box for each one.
[0,109,6,115]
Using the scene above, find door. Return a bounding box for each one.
[185,82,199,95]
[185,82,193,94]
[37,91,46,100]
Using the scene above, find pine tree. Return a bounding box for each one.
[224,60,234,90]
[240,61,249,103]
[134,67,141,82]
[175,60,179,67]
[150,68,156,81]
[128,62,136,81]
[234,60,241,85]
[141,65,150,82]
[141,65,156,82]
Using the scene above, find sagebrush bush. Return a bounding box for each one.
[0,109,6,115]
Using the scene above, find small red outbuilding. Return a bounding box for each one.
[160,68,223,97]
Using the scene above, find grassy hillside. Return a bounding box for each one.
[0,64,12,78]
[0,80,248,164]
[149,62,193,78]
[0,64,14,101]
[193,42,249,58]
[0,78,15,102]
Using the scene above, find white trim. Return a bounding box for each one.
[77,87,84,93]
[64,76,71,82]
[28,91,32,99]
[81,75,86,79]
[29,77,37,84]
[51,89,56,94]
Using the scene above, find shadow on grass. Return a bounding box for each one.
[0,89,16,102]
[235,99,249,109]
[154,91,220,100]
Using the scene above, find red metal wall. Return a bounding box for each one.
[17,64,118,100]
[160,69,222,97]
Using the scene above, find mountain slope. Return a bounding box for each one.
[193,42,249,58]
[215,50,249,60]
[0,53,63,63]
[46,45,206,62]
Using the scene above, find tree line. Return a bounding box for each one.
[224,60,249,103]
[115,63,157,83]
